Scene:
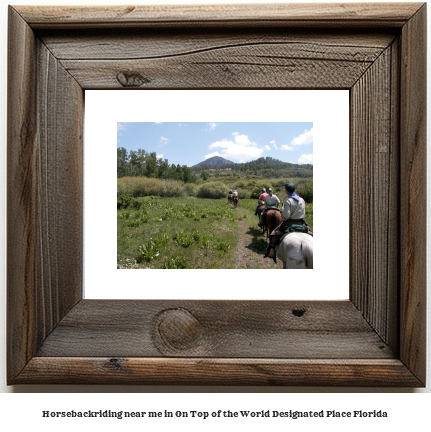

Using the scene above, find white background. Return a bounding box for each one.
[0,0,430,429]
[85,90,349,300]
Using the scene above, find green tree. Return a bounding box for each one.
[117,147,129,177]
[145,152,157,178]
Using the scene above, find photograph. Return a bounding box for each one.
[116,122,313,270]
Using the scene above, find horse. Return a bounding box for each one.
[256,204,266,232]
[276,232,313,269]
[228,194,233,203]
[265,209,282,239]
[233,196,239,208]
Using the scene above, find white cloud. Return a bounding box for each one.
[281,144,293,151]
[117,122,127,143]
[291,127,313,146]
[208,133,264,162]
[264,145,271,151]
[153,122,163,124]
[204,151,221,159]
[117,122,127,133]
[207,122,221,131]
[156,154,163,160]
[298,153,313,164]
[270,140,278,149]
[156,136,168,148]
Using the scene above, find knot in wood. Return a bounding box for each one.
[116,71,150,87]
[155,308,203,351]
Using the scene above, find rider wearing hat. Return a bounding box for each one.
[281,182,305,226]
[265,182,308,260]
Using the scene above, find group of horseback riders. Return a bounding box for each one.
[228,189,239,207]
[228,182,311,261]
[255,183,311,261]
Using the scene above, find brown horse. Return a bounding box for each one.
[256,204,266,234]
[233,196,239,208]
[264,209,282,238]
[256,204,265,219]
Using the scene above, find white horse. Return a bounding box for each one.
[276,232,313,269]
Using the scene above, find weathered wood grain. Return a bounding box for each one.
[399,3,427,385]
[7,6,83,382]
[350,45,398,347]
[7,3,427,386]
[16,3,423,29]
[7,6,38,382]
[15,358,423,387]
[35,40,84,336]
[40,30,396,89]
[40,31,395,60]
[58,43,386,89]
[36,300,394,359]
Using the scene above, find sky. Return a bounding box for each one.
[117,122,313,167]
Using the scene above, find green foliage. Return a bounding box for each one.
[118,197,241,269]
[117,194,133,209]
[296,180,313,203]
[136,241,160,263]
[250,184,272,199]
[162,256,188,269]
[174,231,195,247]
[118,177,185,198]
[215,239,230,257]
[124,219,140,227]
[117,147,197,183]
[197,182,229,199]
[183,183,198,197]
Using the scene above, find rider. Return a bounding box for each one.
[254,188,268,215]
[264,182,308,260]
[258,188,280,227]
[232,190,238,198]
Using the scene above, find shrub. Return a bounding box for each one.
[117,176,185,198]
[234,188,251,199]
[136,241,160,262]
[163,256,188,269]
[296,180,313,203]
[117,194,133,209]
[174,231,195,247]
[183,183,198,197]
[197,182,229,199]
[250,185,272,199]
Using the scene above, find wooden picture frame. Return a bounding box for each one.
[7,3,426,386]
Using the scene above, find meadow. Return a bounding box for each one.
[117,196,313,269]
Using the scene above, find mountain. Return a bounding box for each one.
[193,156,235,167]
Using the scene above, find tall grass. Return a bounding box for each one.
[118,175,313,203]
[118,177,185,198]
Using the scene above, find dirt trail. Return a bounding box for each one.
[234,208,283,269]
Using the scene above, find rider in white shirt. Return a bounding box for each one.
[265,182,308,260]
[258,188,280,227]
